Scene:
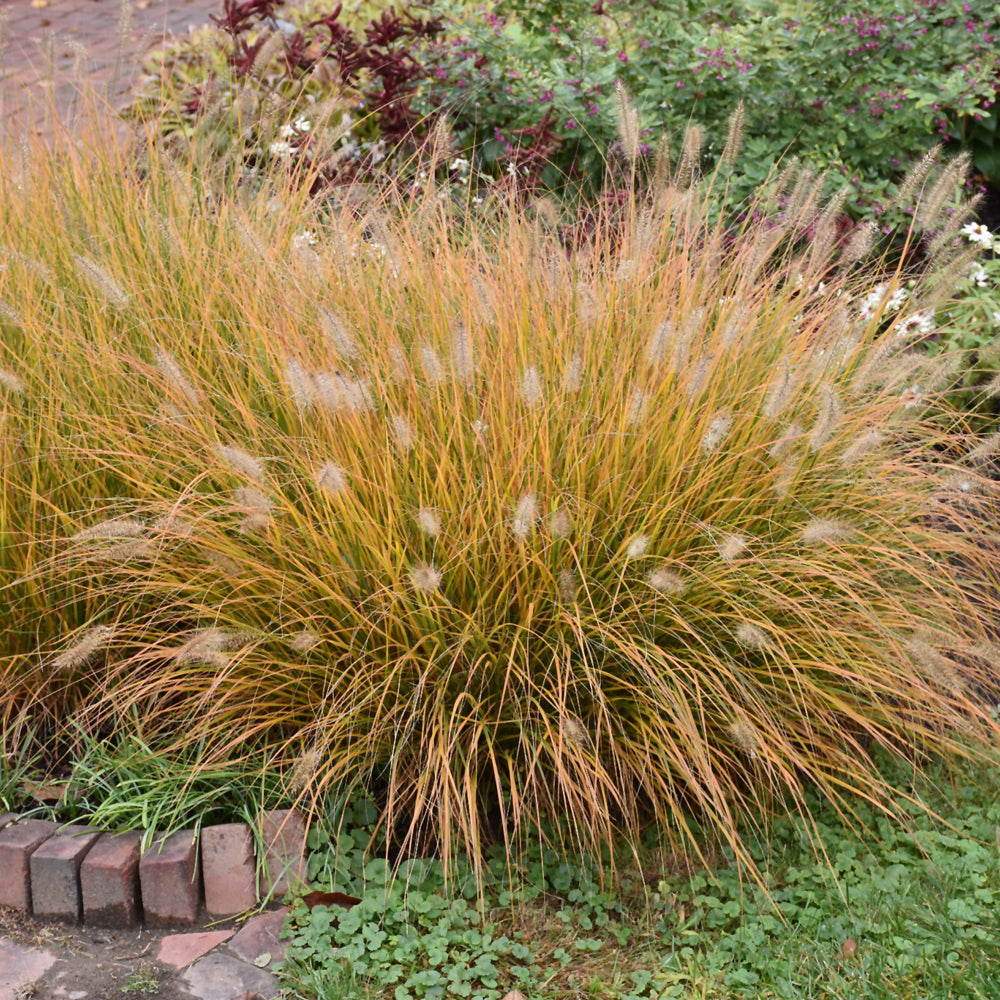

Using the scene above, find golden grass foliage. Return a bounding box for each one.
[2,126,1000,875]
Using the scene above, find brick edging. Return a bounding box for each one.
[0,809,308,928]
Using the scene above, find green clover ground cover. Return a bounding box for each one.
[280,753,1000,1000]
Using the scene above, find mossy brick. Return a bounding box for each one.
[30,823,102,922]
[258,809,308,895]
[0,818,58,910]
[201,823,257,915]
[139,830,203,927]
[81,831,143,928]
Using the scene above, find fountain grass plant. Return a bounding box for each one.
[2,113,1000,880]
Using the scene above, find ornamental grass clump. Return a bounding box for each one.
[2,123,1000,877]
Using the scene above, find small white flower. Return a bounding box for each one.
[858,283,888,320]
[962,221,994,248]
[886,287,908,311]
[269,140,294,160]
[280,123,296,139]
[893,310,935,337]
[967,262,989,288]
[294,115,311,132]
[292,229,317,249]
[450,156,470,173]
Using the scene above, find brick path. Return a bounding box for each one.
[0,0,223,138]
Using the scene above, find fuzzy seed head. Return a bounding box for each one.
[420,343,446,384]
[175,628,232,667]
[720,101,746,170]
[646,566,685,595]
[288,745,324,793]
[73,253,129,308]
[768,421,803,461]
[561,713,591,748]
[315,462,349,496]
[153,349,203,406]
[701,412,731,454]
[735,623,771,650]
[392,415,415,454]
[728,719,759,759]
[0,301,23,326]
[215,445,267,483]
[512,493,537,540]
[451,325,475,384]
[416,507,442,538]
[772,459,796,498]
[319,306,359,361]
[906,638,964,696]
[626,534,650,558]
[809,385,841,453]
[0,368,27,394]
[548,506,573,539]
[74,517,147,542]
[563,354,583,394]
[234,486,272,533]
[613,79,640,163]
[626,387,647,425]
[840,429,883,466]
[410,562,442,593]
[764,367,793,420]
[799,518,854,545]
[969,430,1000,463]
[284,357,315,411]
[574,282,599,325]
[685,355,713,402]
[719,533,749,563]
[51,625,113,671]
[843,222,876,264]
[647,321,671,365]
[521,365,544,407]
[558,569,578,603]
[290,629,320,653]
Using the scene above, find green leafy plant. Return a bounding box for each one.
[120,962,161,995]
[423,0,1000,209]
[282,751,1000,1000]
[922,221,1000,427]
[65,729,288,849]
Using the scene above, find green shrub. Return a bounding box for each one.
[428,0,1000,207]
[131,0,1000,214]
[2,118,1000,877]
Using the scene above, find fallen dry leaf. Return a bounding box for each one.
[301,890,362,911]
[30,0,50,7]
[841,937,858,959]
[502,992,528,1000]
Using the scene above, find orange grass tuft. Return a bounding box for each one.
[2,125,999,882]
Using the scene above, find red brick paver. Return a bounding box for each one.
[0,819,58,910]
[156,928,234,968]
[138,829,203,927]
[201,823,258,916]
[80,830,143,928]
[29,824,102,922]
[0,0,222,137]
[258,809,308,895]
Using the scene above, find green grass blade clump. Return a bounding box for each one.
[2,127,999,877]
